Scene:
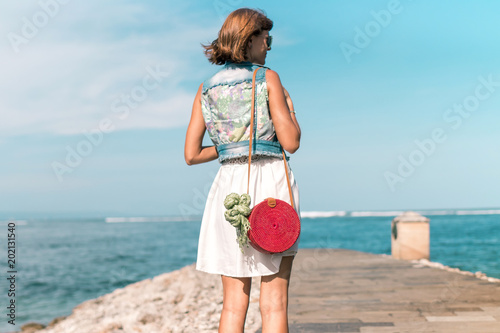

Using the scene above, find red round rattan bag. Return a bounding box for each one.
[247,198,301,254]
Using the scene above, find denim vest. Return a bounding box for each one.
[201,61,286,163]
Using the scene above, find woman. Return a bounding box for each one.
[184,8,301,332]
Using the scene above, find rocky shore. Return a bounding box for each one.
[410,257,500,283]
[18,264,262,333]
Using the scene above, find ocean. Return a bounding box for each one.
[1,210,499,332]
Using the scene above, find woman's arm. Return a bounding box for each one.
[266,70,301,153]
[184,83,218,165]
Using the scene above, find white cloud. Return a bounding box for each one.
[0,1,218,137]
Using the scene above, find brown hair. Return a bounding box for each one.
[203,8,273,65]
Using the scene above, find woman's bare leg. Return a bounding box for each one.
[259,256,294,333]
[219,275,252,333]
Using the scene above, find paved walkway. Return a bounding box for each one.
[259,249,500,333]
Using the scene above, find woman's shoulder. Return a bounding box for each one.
[265,68,279,80]
[202,62,270,92]
[264,68,283,91]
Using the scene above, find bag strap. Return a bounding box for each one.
[247,67,295,209]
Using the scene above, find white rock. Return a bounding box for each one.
[35,264,262,333]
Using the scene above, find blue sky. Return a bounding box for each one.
[1,0,499,218]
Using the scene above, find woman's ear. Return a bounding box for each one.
[245,36,254,61]
[247,39,253,49]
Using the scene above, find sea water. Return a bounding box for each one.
[0,212,498,331]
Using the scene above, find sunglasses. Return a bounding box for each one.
[266,35,273,48]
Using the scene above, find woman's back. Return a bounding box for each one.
[201,61,277,146]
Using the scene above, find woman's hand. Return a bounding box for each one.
[184,83,219,165]
[282,87,294,112]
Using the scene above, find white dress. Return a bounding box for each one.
[196,156,300,277]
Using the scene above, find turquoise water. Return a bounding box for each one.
[0,213,498,332]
